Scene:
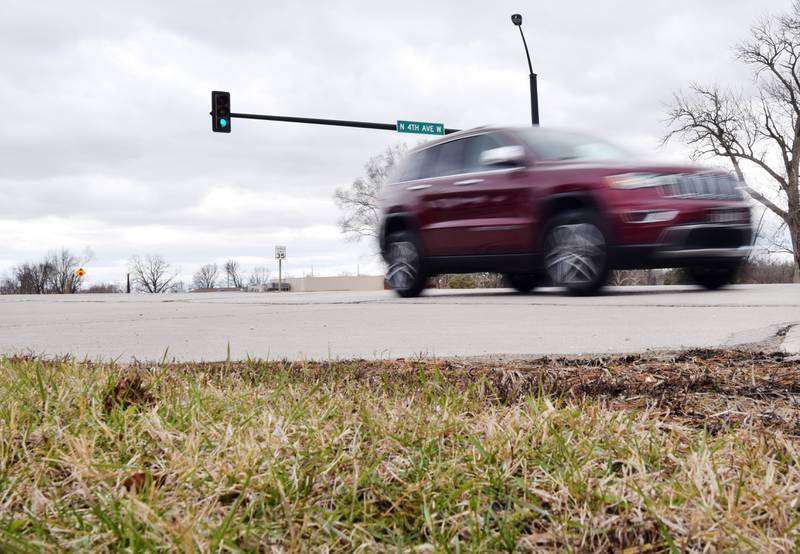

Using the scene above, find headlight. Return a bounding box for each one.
[623,209,679,224]
[605,173,663,189]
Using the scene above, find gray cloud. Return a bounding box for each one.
[0,0,789,284]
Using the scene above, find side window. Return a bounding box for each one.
[392,153,421,183]
[432,139,466,177]
[462,134,504,173]
[416,146,441,180]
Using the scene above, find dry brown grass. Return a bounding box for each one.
[0,350,798,552]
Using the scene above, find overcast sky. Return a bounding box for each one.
[0,0,790,286]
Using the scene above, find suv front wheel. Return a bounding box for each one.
[385,231,426,297]
[543,210,609,295]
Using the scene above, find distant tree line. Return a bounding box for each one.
[192,260,270,290]
[0,248,91,294]
[662,257,795,286]
[3,251,792,295]
[0,251,274,295]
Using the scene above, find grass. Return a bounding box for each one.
[0,350,799,552]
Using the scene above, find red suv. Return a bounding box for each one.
[378,127,752,296]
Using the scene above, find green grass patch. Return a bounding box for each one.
[0,351,798,552]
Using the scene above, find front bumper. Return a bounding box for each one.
[613,223,752,269]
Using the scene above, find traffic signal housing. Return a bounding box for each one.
[211,91,231,133]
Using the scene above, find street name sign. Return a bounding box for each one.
[396,120,445,135]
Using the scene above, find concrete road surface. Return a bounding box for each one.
[0,285,797,361]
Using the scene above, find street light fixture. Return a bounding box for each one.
[511,13,539,126]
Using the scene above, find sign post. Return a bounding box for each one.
[275,246,286,292]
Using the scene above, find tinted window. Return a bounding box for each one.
[415,147,440,180]
[392,153,421,182]
[433,139,466,176]
[462,134,504,172]
[392,148,437,182]
[518,129,630,162]
[395,133,510,182]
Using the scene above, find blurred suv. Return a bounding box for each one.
[378,127,752,296]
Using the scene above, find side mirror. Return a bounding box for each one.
[479,145,526,168]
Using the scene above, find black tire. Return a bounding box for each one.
[542,210,609,296]
[688,262,741,290]
[505,273,539,293]
[384,231,426,298]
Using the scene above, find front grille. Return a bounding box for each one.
[658,172,743,200]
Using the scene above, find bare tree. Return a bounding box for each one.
[129,255,178,293]
[248,266,270,286]
[193,263,219,290]
[333,144,407,242]
[0,276,18,294]
[664,2,800,282]
[47,248,92,293]
[224,259,243,289]
[1,248,90,294]
[13,261,53,294]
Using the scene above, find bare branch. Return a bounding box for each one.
[333,144,408,243]
[224,259,244,289]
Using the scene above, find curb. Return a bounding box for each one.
[781,325,800,355]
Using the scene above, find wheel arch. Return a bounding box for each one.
[537,189,615,247]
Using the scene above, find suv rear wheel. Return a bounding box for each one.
[543,210,609,295]
[505,273,539,293]
[385,231,426,297]
[688,262,741,290]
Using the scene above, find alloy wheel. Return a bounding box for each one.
[545,223,606,285]
[386,240,420,291]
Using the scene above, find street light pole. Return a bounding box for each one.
[511,14,539,126]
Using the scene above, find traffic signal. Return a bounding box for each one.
[211,91,231,133]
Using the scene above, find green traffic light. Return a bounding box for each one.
[220,118,228,128]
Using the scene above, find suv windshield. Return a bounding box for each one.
[518,129,631,162]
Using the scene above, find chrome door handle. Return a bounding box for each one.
[407,184,432,191]
[453,178,484,186]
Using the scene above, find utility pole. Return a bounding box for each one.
[511,14,539,126]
